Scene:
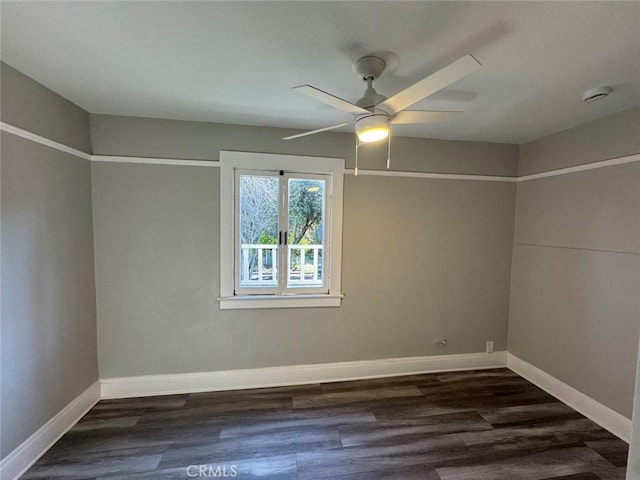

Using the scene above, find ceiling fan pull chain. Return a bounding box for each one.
[354,135,359,176]
[387,129,391,170]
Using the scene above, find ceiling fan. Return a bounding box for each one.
[283,54,482,147]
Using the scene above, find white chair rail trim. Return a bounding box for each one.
[3,121,637,182]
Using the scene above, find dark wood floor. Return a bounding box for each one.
[23,369,628,479]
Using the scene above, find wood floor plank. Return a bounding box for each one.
[547,474,602,480]
[459,418,605,447]
[158,427,341,469]
[70,415,141,432]
[585,439,630,467]
[46,420,222,458]
[296,434,467,479]
[339,411,494,447]
[292,385,424,408]
[372,394,492,420]
[186,384,323,405]
[319,374,442,392]
[436,446,615,480]
[329,463,442,480]
[595,467,628,479]
[436,368,519,382]
[136,397,292,424]
[220,409,376,438]
[478,401,579,426]
[22,446,165,479]
[97,454,298,480]
[92,395,188,411]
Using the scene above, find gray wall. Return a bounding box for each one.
[90,114,519,176]
[90,114,517,378]
[508,108,640,418]
[518,107,640,176]
[0,63,91,152]
[628,337,640,479]
[0,63,98,458]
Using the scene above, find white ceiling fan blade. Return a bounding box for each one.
[379,55,481,114]
[391,110,462,125]
[282,121,353,140]
[294,85,369,115]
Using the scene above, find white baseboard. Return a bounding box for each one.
[100,351,508,399]
[507,353,632,442]
[3,352,631,480]
[0,381,100,480]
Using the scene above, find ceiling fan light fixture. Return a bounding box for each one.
[355,115,390,143]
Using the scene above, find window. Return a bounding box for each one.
[219,151,344,309]
[237,172,328,294]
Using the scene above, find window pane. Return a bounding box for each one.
[239,175,279,288]
[287,178,325,288]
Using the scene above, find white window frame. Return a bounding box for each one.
[219,151,344,309]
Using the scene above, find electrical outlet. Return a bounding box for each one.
[486,341,494,353]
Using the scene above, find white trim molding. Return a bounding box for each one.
[219,293,344,310]
[91,153,640,181]
[100,351,507,399]
[91,155,219,167]
[518,153,640,182]
[0,382,100,480]
[87,153,640,183]
[345,168,517,182]
[0,121,91,160]
[507,353,632,442]
[3,121,639,182]
[3,121,638,182]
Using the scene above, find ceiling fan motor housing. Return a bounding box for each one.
[354,56,388,108]
[354,56,386,80]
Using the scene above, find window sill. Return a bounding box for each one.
[218,294,344,310]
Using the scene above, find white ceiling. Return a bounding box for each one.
[1,1,639,144]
